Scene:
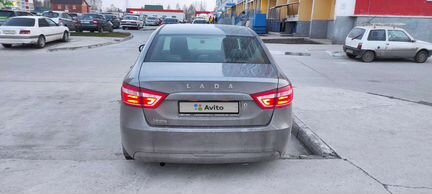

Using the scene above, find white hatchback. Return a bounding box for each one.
[343,25,432,63]
[0,16,69,48]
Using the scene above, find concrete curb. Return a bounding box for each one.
[47,34,134,52]
[292,115,340,159]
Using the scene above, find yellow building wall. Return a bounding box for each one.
[261,0,269,14]
[311,0,336,20]
[298,0,312,21]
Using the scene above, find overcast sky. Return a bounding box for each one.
[102,0,216,11]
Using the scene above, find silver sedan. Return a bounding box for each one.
[120,24,294,164]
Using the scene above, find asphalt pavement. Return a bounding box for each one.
[1,29,432,194]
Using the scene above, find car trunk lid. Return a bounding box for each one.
[138,62,280,127]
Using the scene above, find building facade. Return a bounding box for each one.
[224,0,432,43]
[127,8,185,21]
[9,0,34,11]
[51,0,90,13]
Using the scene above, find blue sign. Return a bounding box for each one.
[225,3,236,7]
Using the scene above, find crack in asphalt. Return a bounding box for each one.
[386,184,432,190]
[367,92,432,107]
[344,159,393,194]
[345,159,432,193]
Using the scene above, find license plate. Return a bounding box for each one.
[346,49,354,54]
[179,102,239,114]
[3,30,16,35]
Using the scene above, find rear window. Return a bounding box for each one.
[124,16,138,20]
[368,30,386,41]
[81,14,100,20]
[193,20,208,24]
[348,28,366,40]
[145,35,270,64]
[42,12,59,18]
[164,18,177,23]
[0,10,14,18]
[3,18,35,26]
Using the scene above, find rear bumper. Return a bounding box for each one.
[343,45,364,56]
[121,105,292,163]
[0,37,38,44]
[80,24,99,31]
[121,23,140,28]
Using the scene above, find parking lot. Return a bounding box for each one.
[1,29,432,194]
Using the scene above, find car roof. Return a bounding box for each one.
[8,16,46,19]
[159,24,255,37]
[355,25,405,30]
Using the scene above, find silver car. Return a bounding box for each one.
[120,24,294,164]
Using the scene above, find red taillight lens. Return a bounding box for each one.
[357,43,363,49]
[121,83,167,108]
[19,30,31,34]
[251,85,294,109]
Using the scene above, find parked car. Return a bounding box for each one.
[144,16,160,26]
[67,13,82,31]
[79,14,113,33]
[0,10,33,26]
[0,16,70,48]
[121,15,143,30]
[192,19,209,24]
[343,25,432,63]
[120,24,294,163]
[103,14,120,29]
[161,18,178,25]
[41,11,77,31]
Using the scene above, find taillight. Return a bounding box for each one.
[357,43,363,49]
[92,20,98,24]
[121,83,167,108]
[251,85,294,109]
[19,30,31,34]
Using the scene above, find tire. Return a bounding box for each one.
[346,53,356,59]
[361,51,375,63]
[415,50,429,63]
[122,147,134,160]
[2,44,12,48]
[122,26,126,30]
[35,35,46,48]
[108,27,113,33]
[61,31,70,42]
[90,30,94,33]
[98,26,104,33]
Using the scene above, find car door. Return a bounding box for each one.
[45,18,63,41]
[37,18,50,40]
[386,29,417,58]
[366,29,388,57]
[61,13,74,30]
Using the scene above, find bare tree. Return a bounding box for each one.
[176,3,181,10]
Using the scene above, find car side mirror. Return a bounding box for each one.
[138,44,145,52]
[411,39,416,43]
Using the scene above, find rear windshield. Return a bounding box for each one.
[42,12,59,18]
[3,18,35,26]
[348,28,366,40]
[0,11,14,18]
[103,15,113,19]
[145,35,270,64]
[81,14,102,20]
[124,16,138,20]
[164,18,177,23]
[194,20,208,24]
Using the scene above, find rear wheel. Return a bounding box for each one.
[122,26,126,30]
[2,44,12,48]
[35,35,46,48]
[415,50,429,63]
[346,53,356,59]
[61,31,70,42]
[122,147,134,160]
[98,26,104,33]
[361,51,375,63]
[90,30,94,33]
